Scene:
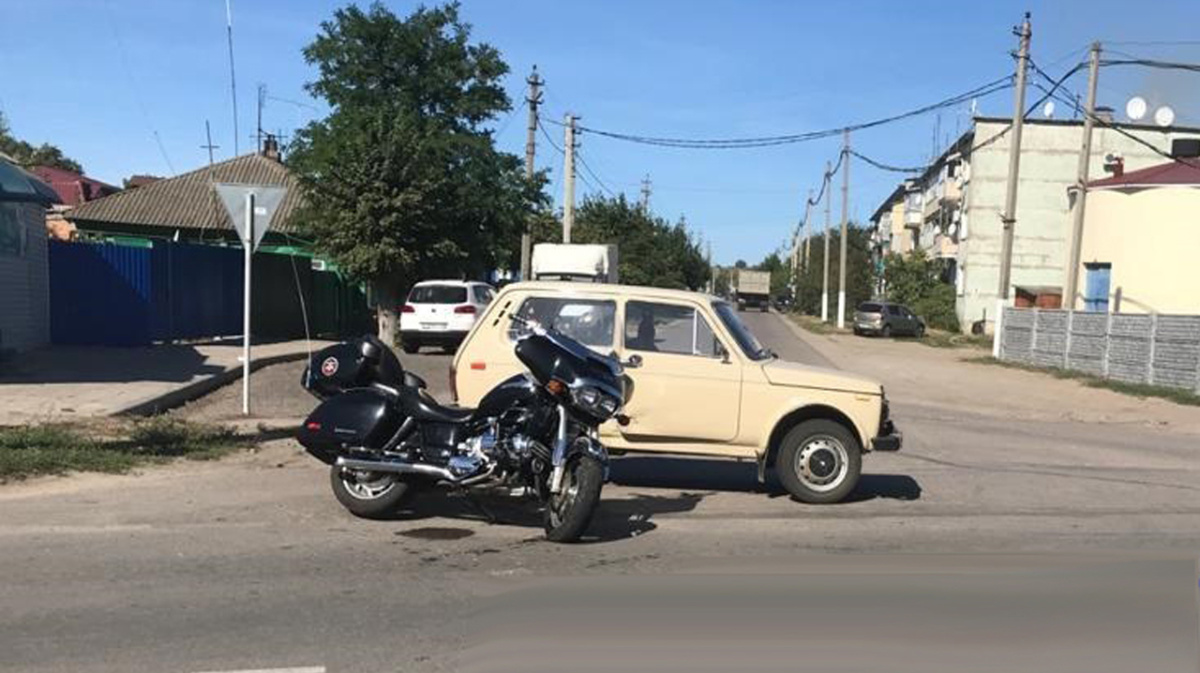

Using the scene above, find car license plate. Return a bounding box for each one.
[421,323,447,331]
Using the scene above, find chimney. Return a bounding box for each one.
[262,134,281,162]
[1094,106,1115,124]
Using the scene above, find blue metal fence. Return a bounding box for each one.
[49,240,369,346]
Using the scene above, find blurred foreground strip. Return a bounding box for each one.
[459,555,1199,673]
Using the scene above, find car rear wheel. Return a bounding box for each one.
[914,324,925,338]
[401,340,420,354]
[776,419,861,504]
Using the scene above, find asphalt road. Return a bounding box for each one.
[3,312,1199,672]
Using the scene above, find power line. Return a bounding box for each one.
[537,118,564,155]
[547,75,1014,149]
[849,150,925,174]
[575,150,617,197]
[1029,60,1182,164]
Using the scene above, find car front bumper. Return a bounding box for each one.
[872,422,902,451]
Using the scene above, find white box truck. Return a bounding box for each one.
[530,243,619,283]
[735,269,771,311]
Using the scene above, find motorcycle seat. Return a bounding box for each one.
[404,387,474,424]
[403,371,427,390]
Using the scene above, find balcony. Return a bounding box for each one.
[922,179,962,220]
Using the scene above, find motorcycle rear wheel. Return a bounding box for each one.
[543,455,603,543]
[330,466,419,519]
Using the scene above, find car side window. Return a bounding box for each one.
[886,305,902,316]
[624,301,721,357]
[507,297,616,348]
[472,286,493,304]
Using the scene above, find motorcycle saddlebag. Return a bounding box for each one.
[297,388,407,464]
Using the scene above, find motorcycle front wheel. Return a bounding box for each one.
[543,455,604,543]
[330,465,419,519]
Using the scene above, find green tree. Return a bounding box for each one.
[532,195,709,290]
[881,249,960,331]
[288,2,542,341]
[0,112,84,173]
[792,225,873,321]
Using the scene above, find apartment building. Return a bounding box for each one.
[870,115,1200,331]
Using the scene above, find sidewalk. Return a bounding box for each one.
[0,340,331,425]
[777,314,1200,436]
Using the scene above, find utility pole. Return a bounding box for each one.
[562,114,577,243]
[994,12,1032,357]
[639,174,652,212]
[520,66,543,280]
[1064,43,1102,310]
[997,13,1032,303]
[837,129,850,329]
[821,161,831,323]
[803,189,813,270]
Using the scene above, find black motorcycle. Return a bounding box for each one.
[297,316,625,543]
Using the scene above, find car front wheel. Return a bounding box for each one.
[776,419,861,504]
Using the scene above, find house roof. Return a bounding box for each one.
[28,165,120,206]
[65,153,304,234]
[0,154,58,204]
[1087,158,1200,189]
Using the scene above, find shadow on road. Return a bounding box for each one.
[609,455,922,503]
[383,486,710,543]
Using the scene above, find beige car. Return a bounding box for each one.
[450,282,901,503]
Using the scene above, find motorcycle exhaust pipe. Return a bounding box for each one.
[336,456,455,482]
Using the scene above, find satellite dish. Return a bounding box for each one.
[1125,96,1148,121]
[1042,101,1056,118]
[1155,105,1176,128]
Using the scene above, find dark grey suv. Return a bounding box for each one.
[853,302,925,338]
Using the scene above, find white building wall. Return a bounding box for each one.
[0,202,50,352]
[956,117,1200,329]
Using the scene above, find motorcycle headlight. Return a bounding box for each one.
[572,385,620,420]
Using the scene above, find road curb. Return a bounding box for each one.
[114,352,312,418]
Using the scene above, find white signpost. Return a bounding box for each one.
[215,183,287,415]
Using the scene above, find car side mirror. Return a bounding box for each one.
[715,342,731,363]
[622,354,643,369]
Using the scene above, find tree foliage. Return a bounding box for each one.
[532,195,709,290]
[288,2,541,309]
[0,112,84,173]
[881,249,960,331]
[792,225,874,320]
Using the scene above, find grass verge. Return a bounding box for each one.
[0,417,247,482]
[964,356,1200,407]
[919,330,993,350]
[788,313,848,335]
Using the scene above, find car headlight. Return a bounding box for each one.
[572,385,620,420]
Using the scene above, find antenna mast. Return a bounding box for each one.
[225,0,240,155]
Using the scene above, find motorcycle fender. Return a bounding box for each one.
[569,436,610,481]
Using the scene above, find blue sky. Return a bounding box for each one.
[4,0,1199,264]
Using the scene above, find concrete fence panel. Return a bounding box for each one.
[998,308,1200,393]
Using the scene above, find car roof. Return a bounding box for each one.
[412,280,485,287]
[497,281,723,304]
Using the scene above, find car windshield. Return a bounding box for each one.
[408,285,467,304]
[713,301,770,361]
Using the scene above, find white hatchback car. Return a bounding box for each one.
[399,280,495,354]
